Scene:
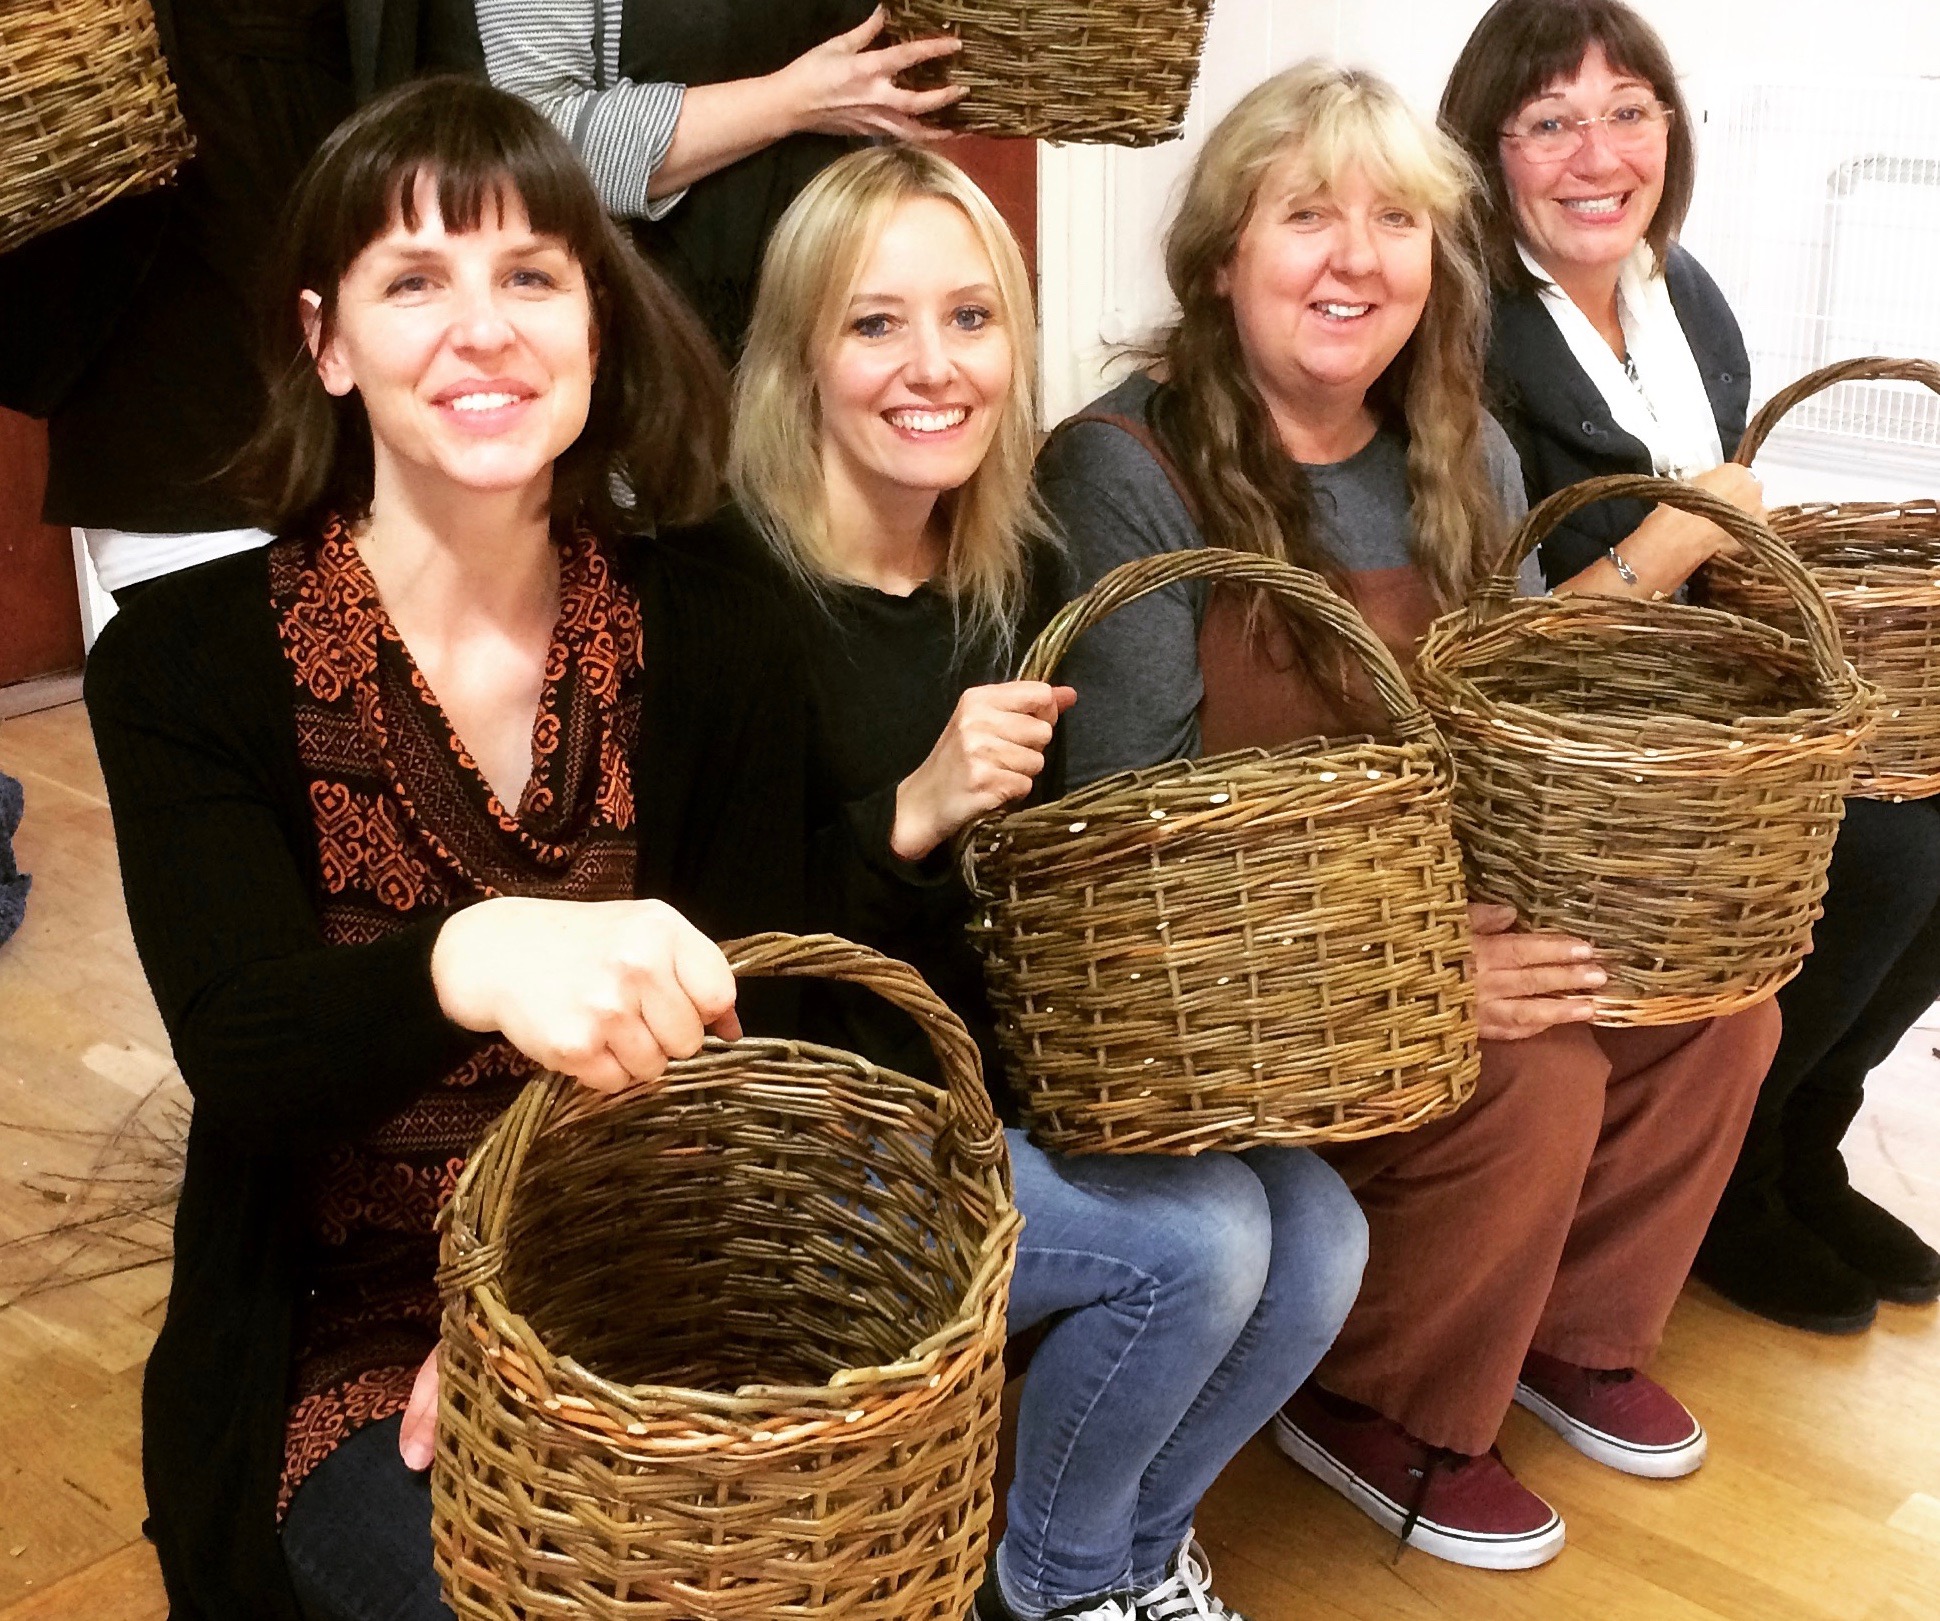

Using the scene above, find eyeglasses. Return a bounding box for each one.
[1500,100,1673,161]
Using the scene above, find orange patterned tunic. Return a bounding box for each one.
[270,520,642,1514]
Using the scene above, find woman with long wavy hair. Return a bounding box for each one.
[1037,60,1779,1572]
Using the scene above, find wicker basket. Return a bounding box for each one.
[960,547,1479,1157]
[1703,356,1940,801]
[1416,474,1878,1026]
[884,0,1214,146]
[0,0,194,257]
[432,933,1019,1621]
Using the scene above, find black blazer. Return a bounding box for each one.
[85,535,807,1620]
[1486,244,1751,587]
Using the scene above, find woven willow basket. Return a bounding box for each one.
[0,0,194,256]
[884,0,1214,145]
[960,547,1479,1157]
[432,933,1019,1621]
[1416,474,1878,1026]
[1704,356,1940,801]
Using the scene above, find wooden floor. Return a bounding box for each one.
[2,699,1937,1620]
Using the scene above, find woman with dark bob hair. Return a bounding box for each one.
[83,78,808,1620]
[1442,0,1940,1336]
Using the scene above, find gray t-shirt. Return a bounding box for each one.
[1036,372,1534,786]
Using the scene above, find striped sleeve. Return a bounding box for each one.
[474,0,689,221]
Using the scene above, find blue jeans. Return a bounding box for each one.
[282,1414,452,1621]
[998,1132,1367,1612]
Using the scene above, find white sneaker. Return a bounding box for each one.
[1038,1600,1136,1621]
[1133,1536,1247,1621]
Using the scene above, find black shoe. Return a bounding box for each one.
[1694,1197,1879,1334]
[1789,1184,1940,1305]
[977,1563,1137,1621]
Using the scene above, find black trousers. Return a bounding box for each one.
[1720,796,1940,1210]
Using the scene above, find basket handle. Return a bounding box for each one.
[1476,472,1854,688]
[438,932,1005,1297]
[718,931,1004,1169]
[1735,356,1940,466]
[1018,547,1441,747]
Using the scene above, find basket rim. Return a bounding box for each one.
[444,1202,1020,1455]
[981,734,1446,824]
[1417,596,1879,763]
[959,736,1452,897]
[1714,507,1940,602]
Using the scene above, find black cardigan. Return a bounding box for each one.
[84,536,808,1621]
[1486,244,1751,587]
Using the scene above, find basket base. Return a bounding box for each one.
[1585,962,1803,1027]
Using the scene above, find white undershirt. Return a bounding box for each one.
[77,526,273,593]
[1519,241,1723,480]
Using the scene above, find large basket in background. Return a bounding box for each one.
[1704,356,1940,801]
[0,0,194,256]
[1416,474,1877,1026]
[961,548,1479,1157]
[884,0,1214,145]
[432,934,1018,1621]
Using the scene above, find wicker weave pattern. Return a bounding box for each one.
[0,0,194,256]
[961,549,1479,1156]
[884,0,1214,145]
[1417,474,1878,1025]
[432,934,1018,1621]
[1705,357,1940,800]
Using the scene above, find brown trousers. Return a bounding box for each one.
[1316,1004,1781,1455]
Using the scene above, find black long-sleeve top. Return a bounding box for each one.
[83,535,807,1621]
[721,518,1069,1101]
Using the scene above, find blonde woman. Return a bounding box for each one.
[1038,63,1778,1571]
[728,145,1368,1621]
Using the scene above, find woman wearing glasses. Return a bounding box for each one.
[1442,0,1940,1335]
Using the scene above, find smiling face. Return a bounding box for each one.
[1499,43,1667,284]
[813,194,1014,529]
[308,176,595,510]
[1219,152,1434,428]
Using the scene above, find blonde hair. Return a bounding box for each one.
[730,145,1047,651]
[1153,59,1502,610]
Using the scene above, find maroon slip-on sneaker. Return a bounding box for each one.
[1514,1350,1706,1479]
[1272,1382,1564,1571]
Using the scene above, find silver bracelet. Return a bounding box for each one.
[1608,547,1640,586]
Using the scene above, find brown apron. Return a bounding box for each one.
[1054,409,1439,750]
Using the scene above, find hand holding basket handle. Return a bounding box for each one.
[893,681,1077,862]
[1735,356,1940,467]
[430,898,740,1095]
[1481,474,1858,696]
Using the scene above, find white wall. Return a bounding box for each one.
[1039,0,1940,455]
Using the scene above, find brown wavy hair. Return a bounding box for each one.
[1438,0,1696,292]
[1152,60,1504,613]
[239,77,726,540]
